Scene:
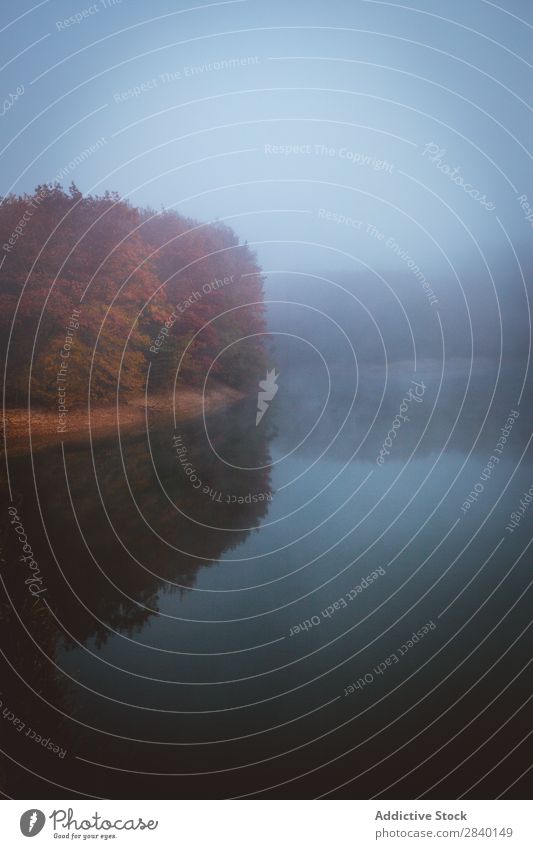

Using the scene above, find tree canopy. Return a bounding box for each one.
[0,184,266,407]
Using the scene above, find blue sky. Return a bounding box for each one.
[1,0,533,277]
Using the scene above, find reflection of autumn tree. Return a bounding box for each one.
[0,392,274,797]
[0,495,75,797]
[5,403,271,651]
[0,405,273,796]
[0,185,266,407]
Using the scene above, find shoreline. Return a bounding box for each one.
[3,383,244,455]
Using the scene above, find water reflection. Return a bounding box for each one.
[1,364,533,798]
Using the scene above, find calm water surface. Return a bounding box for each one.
[2,358,532,798]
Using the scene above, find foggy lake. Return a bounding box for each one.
[3,276,532,798]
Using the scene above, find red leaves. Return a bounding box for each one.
[1,186,266,407]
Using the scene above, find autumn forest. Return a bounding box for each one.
[1,183,266,411]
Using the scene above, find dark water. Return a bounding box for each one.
[1,357,533,799]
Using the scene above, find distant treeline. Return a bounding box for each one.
[0,183,266,406]
[267,266,532,367]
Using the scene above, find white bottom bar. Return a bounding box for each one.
[1,800,532,848]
